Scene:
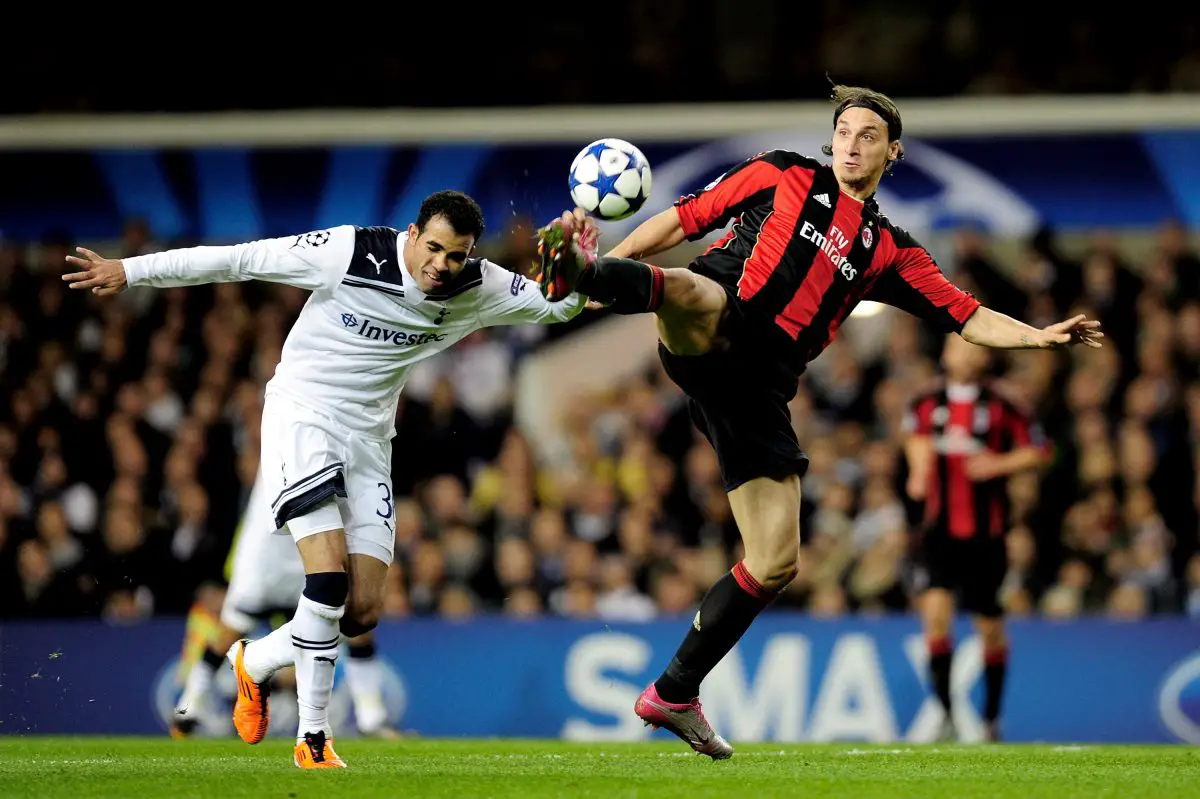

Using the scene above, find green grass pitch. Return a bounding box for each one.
[0,737,1196,798]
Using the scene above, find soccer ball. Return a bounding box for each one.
[568,138,652,221]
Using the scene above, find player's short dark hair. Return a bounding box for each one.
[416,190,486,241]
[820,84,906,175]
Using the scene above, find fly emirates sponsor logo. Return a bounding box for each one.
[799,221,857,281]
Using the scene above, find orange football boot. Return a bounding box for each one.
[228,639,270,744]
[294,731,347,769]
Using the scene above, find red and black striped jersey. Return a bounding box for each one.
[673,150,980,372]
[904,380,1047,539]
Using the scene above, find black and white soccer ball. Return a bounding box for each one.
[568,138,652,221]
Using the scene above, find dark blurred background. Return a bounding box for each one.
[4,2,1198,114]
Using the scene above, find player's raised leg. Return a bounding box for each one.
[535,212,729,355]
[635,474,799,760]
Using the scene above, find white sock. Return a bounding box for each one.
[175,653,216,715]
[241,622,295,684]
[345,648,387,733]
[292,595,344,741]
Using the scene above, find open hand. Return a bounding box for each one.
[1039,314,1103,349]
[62,247,127,296]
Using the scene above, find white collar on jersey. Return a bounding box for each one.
[946,382,980,402]
[396,247,421,297]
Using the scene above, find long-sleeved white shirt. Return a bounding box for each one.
[122,224,584,439]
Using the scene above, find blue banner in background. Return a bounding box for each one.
[3,615,1199,743]
[2,131,1199,244]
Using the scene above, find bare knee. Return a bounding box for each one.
[733,503,800,589]
[660,268,701,307]
[744,542,800,592]
[922,589,954,638]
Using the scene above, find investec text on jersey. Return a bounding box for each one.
[340,313,449,346]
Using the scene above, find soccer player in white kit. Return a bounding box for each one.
[171,473,395,740]
[64,191,593,768]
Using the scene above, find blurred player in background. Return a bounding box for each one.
[171,474,396,740]
[536,84,1102,758]
[903,334,1051,742]
[64,190,591,768]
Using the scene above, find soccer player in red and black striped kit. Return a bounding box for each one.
[904,334,1051,743]
[536,84,1103,758]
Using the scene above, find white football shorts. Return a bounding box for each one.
[258,392,396,567]
[220,475,305,632]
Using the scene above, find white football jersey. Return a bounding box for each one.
[122,225,585,438]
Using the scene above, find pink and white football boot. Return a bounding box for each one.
[634,684,733,760]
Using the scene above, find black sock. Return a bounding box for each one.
[654,561,775,704]
[576,256,665,314]
[347,640,376,659]
[202,646,226,670]
[984,646,1008,722]
[929,637,953,713]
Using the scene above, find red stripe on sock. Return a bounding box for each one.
[984,646,1008,666]
[731,561,773,602]
[648,265,665,311]
[928,636,953,656]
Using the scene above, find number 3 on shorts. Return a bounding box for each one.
[376,482,394,520]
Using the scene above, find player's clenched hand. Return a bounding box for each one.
[62,247,128,296]
[1040,314,1103,349]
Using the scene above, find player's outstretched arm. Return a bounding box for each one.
[960,307,1103,350]
[63,227,354,296]
[604,207,687,260]
[869,236,1103,351]
[478,241,588,327]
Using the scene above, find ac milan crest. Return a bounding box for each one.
[861,226,874,249]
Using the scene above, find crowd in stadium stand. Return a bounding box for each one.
[1,215,1198,623]
[2,6,1197,114]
